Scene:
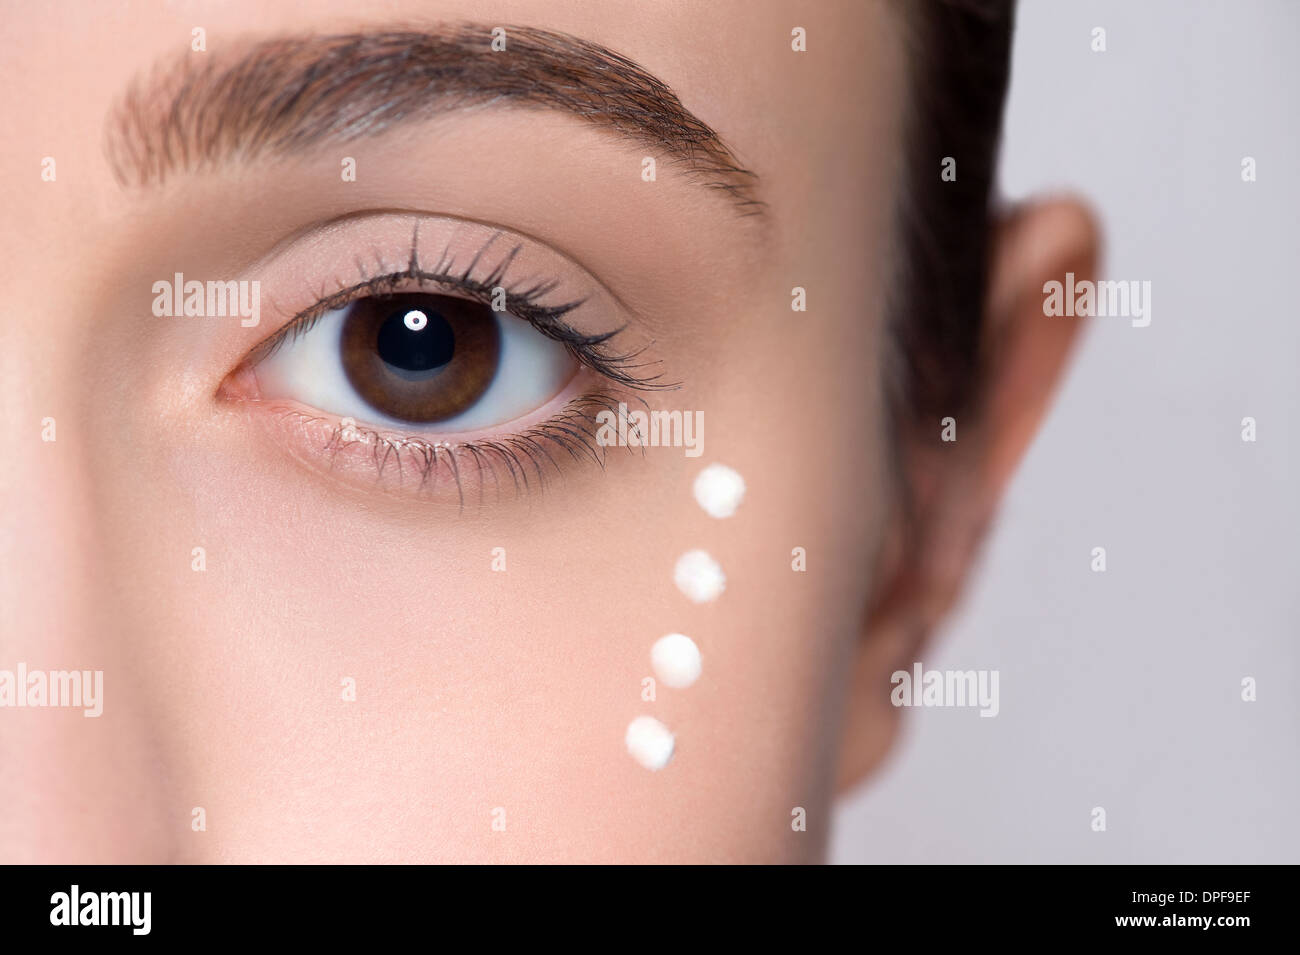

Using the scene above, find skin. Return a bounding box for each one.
[0,0,1097,862]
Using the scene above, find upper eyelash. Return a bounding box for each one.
[248,228,675,392]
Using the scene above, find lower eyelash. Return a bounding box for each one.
[282,391,649,508]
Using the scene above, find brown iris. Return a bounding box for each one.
[340,292,502,423]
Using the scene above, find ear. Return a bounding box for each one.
[835,197,1101,791]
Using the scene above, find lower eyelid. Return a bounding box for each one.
[222,367,642,508]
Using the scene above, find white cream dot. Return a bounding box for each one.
[693,463,746,518]
[625,715,675,770]
[674,549,725,603]
[651,633,702,689]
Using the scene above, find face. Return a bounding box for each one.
[0,0,1092,862]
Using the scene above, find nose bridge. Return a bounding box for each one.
[0,307,179,863]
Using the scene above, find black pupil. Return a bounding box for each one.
[375,307,455,375]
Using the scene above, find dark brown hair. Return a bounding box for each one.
[890,0,1016,425]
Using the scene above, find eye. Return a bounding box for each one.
[219,214,673,504]
[254,289,575,431]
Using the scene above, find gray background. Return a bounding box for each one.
[831,0,1299,863]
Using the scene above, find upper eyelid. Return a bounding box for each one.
[236,208,644,321]
[250,255,585,363]
[240,222,675,393]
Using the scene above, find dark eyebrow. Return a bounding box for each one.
[105,24,764,216]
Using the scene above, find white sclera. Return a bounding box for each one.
[651,633,702,689]
[625,715,675,770]
[674,549,726,603]
[693,463,746,518]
